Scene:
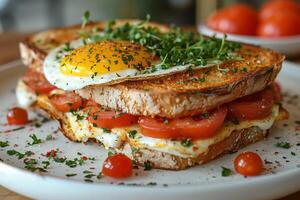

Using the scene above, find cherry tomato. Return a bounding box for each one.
[102,153,132,179]
[234,151,264,176]
[257,12,300,37]
[259,0,300,21]
[88,110,138,129]
[7,107,28,125]
[49,92,83,112]
[138,106,227,140]
[22,69,57,94]
[228,87,274,121]
[206,4,258,35]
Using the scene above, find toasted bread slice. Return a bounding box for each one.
[19,20,285,118]
[31,89,288,170]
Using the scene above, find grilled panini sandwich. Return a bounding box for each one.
[17,19,288,170]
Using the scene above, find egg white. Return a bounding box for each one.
[43,37,219,91]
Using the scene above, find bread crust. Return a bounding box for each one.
[132,127,268,170]
[31,92,288,170]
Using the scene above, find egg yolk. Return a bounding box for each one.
[60,40,154,77]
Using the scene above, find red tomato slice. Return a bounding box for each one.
[139,106,228,140]
[49,92,83,112]
[23,69,57,94]
[234,151,264,176]
[206,4,258,35]
[88,110,138,129]
[228,87,274,121]
[7,107,28,125]
[102,153,132,179]
[138,117,180,139]
[172,106,228,140]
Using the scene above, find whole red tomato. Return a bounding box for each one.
[206,4,258,35]
[257,12,300,37]
[259,0,300,21]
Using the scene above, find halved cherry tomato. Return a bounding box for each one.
[23,69,57,94]
[228,87,274,121]
[257,12,300,37]
[49,92,83,112]
[88,110,138,129]
[206,4,258,35]
[7,107,28,125]
[102,153,132,179]
[139,106,228,140]
[234,151,264,176]
[259,0,300,21]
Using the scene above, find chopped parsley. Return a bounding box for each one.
[241,67,248,72]
[7,150,33,159]
[0,141,9,148]
[128,130,137,138]
[275,142,291,149]
[24,158,47,172]
[46,134,54,141]
[28,134,42,145]
[221,167,232,177]
[81,11,90,29]
[97,172,103,179]
[108,150,115,156]
[143,160,152,171]
[102,128,111,133]
[70,109,85,121]
[181,138,192,147]
[89,15,241,70]
[42,161,50,169]
[66,173,77,177]
[84,174,96,178]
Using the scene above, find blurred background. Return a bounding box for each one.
[0,0,300,63]
[0,0,293,32]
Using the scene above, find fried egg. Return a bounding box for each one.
[43,38,216,91]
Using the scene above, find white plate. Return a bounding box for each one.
[199,25,300,57]
[0,61,300,200]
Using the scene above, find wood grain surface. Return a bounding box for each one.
[0,32,299,200]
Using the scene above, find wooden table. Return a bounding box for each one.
[0,32,299,200]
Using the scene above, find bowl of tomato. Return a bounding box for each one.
[199,0,300,57]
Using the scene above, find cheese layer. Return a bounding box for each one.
[16,79,280,158]
[66,105,279,158]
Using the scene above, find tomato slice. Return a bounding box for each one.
[49,92,83,112]
[138,117,180,139]
[172,106,228,140]
[88,110,138,129]
[228,87,274,121]
[234,151,264,176]
[23,69,57,94]
[138,106,228,140]
[102,153,132,179]
[7,107,28,125]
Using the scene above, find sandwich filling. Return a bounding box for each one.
[16,74,283,158]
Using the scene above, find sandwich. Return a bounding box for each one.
[17,17,288,170]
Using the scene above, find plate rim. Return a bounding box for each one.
[0,60,300,193]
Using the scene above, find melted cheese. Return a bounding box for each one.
[16,80,37,107]
[67,105,279,158]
